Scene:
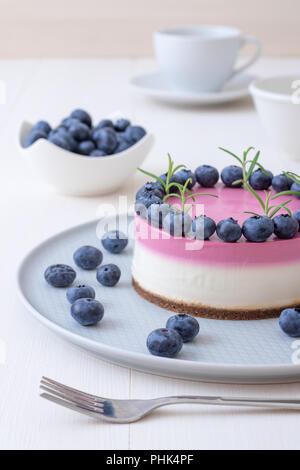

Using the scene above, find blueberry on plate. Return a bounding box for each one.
[77,140,96,155]
[249,169,273,190]
[114,118,130,132]
[174,169,196,189]
[136,182,165,200]
[24,130,48,148]
[163,211,192,237]
[147,328,183,358]
[192,215,216,240]
[96,264,121,287]
[124,125,146,144]
[32,120,51,135]
[95,128,118,154]
[71,298,104,326]
[66,284,96,304]
[70,109,92,127]
[242,216,274,242]
[135,194,163,214]
[73,245,103,270]
[279,308,300,337]
[221,165,243,188]
[273,214,299,239]
[291,182,300,199]
[195,165,219,187]
[166,314,200,342]
[89,149,107,157]
[272,174,293,192]
[95,119,114,130]
[68,122,91,141]
[44,264,76,287]
[216,218,242,242]
[48,133,71,151]
[148,203,172,228]
[101,230,128,254]
[293,210,300,230]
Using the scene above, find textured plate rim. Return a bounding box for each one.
[16,218,300,383]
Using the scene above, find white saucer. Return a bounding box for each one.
[130,72,256,105]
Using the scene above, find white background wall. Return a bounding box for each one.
[0,0,299,57]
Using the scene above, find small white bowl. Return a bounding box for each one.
[18,121,154,196]
[250,76,300,162]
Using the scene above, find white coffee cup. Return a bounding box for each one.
[154,26,261,93]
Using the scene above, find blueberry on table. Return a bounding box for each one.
[95,119,114,130]
[73,245,103,270]
[101,230,128,254]
[95,128,118,154]
[32,120,51,135]
[166,314,200,342]
[192,215,216,240]
[291,182,300,199]
[195,165,219,187]
[124,125,146,144]
[24,130,48,148]
[44,264,76,288]
[136,182,165,200]
[217,218,242,242]
[221,165,243,188]
[78,140,96,155]
[89,149,107,157]
[71,298,104,326]
[147,328,183,358]
[114,118,130,132]
[272,174,293,192]
[249,169,273,190]
[279,308,300,337]
[163,211,192,237]
[174,169,196,189]
[68,122,91,142]
[66,285,96,304]
[148,203,172,228]
[97,264,121,287]
[242,216,274,242]
[293,210,300,230]
[70,109,92,128]
[273,214,299,239]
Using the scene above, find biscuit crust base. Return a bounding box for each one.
[132,277,299,321]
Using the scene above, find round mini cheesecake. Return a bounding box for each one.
[132,184,300,320]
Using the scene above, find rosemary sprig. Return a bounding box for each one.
[284,171,300,185]
[138,153,186,195]
[219,146,266,187]
[163,178,218,213]
[244,183,292,217]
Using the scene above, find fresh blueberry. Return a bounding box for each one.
[159,172,182,192]
[73,245,103,270]
[114,119,130,132]
[174,169,196,189]
[272,174,293,192]
[124,125,146,144]
[44,264,76,287]
[101,230,128,254]
[78,140,96,155]
[114,140,132,153]
[66,285,96,304]
[148,203,172,228]
[249,169,273,190]
[135,194,163,213]
[70,109,92,127]
[136,182,165,200]
[95,128,118,154]
[96,264,121,287]
[24,130,47,148]
[273,214,299,239]
[61,117,81,129]
[49,127,78,152]
[89,149,107,157]
[163,211,192,237]
[279,308,300,337]
[95,119,114,130]
[293,210,300,230]
[192,215,216,240]
[217,218,242,242]
[166,314,200,342]
[221,165,243,188]
[291,182,300,199]
[242,216,274,242]
[69,122,91,141]
[32,120,51,135]
[71,298,104,326]
[195,165,219,187]
[147,328,183,358]
[48,133,71,151]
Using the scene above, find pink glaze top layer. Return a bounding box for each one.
[135,183,300,266]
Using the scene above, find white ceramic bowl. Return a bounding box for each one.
[250,76,300,161]
[18,121,154,196]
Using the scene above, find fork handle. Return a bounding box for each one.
[153,396,300,411]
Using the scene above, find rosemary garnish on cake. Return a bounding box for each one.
[219,146,266,187]
[163,178,218,213]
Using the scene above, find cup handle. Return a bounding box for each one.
[231,36,262,78]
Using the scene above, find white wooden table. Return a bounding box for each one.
[1,57,300,450]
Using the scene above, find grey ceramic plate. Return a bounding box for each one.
[17,217,300,384]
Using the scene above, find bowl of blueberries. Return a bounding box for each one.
[19,109,154,196]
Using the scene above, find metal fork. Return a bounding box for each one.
[40,377,300,424]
